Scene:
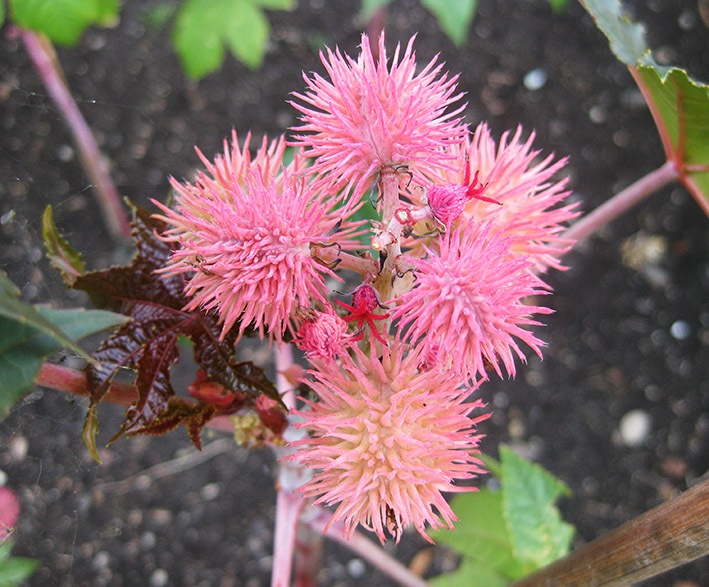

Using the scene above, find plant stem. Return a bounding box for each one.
[306,507,431,587]
[511,478,709,586]
[270,343,316,587]
[562,160,677,246]
[35,362,235,432]
[18,28,131,239]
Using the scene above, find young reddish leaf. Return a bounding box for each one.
[43,205,85,286]
[62,203,279,455]
[121,397,217,451]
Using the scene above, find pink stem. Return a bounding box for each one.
[18,28,131,239]
[306,508,430,587]
[563,160,677,246]
[270,343,317,587]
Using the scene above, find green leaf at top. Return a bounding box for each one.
[0,1,6,29]
[0,304,129,414]
[580,0,709,214]
[172,0,270,79]
[9,0,119,46]
[500,446,574,569]
[420,0,479,47]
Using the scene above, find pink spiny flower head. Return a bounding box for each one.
[295,307,352,362]
[195,130,289,190]
[0,486,20,543]
[421,123,579,271]
[391,220,552,382]
[154,163,360,343]
[290,33,468,202]
[290,338,488,544]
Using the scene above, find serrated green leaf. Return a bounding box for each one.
[43,206,86,286]
[420,0,478,47]
[172,0,271,79]
[501,446,574,569]
[360,0,392,22]
[0,304,129,414]
[580,0,709,214]
[430,556,508,587]
[9,0,119,46]
[432,489,528,580]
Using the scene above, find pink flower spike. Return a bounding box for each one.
[290,33,468,201]
[391,221,552,382]
[290,340,488,544]
[154,167,359,342]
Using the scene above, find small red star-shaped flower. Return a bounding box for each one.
[335,284,390,344]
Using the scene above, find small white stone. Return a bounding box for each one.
[619,410,651,447]
[0,469,7,487]
[670,320,691,340]
[200,482,221,501]
[150,569,169,587]
[347,558,366,578]
[523,68,547,91]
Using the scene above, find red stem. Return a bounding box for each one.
[35,362,235,432]
[563,160,678,246]
[18,28,131,239]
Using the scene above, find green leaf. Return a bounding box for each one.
[580,0,709,214]
[172,0,270,79]
[420,0,478,47]
[221,0,269,70]
[500,446,574,569]
[254,0,295,9]
[0,551,40,586]
[0,1,6,28]
[546,0,569,13]
[430,556,508,587]
[0,303,129,414]
[43,206,86,286]
[360,0,392,22]
[0,272,92,362]
[9,0,119,46]
[432,489,528,580]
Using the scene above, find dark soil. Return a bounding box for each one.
[1,0,708,585]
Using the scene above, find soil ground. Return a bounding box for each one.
[1,0,708,585]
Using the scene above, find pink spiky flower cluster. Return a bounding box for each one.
[290,34,468,199]
[157,33,577,544]
[292,341,487,543]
